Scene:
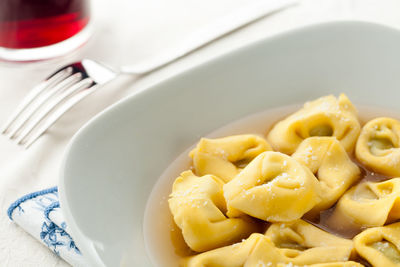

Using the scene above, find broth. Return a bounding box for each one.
[144,104,400,267]
[312,160,391,240]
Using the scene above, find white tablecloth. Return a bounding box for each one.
[1,0,400,266]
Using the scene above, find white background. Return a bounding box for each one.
[1,0,400,266]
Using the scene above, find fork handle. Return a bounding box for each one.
[120,0,297,75]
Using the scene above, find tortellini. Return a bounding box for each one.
[183,220,356,267]
[290,262,364,267]
[166,94,400,267]
[189,135,271,183]
[263,220,355,266]
[292,137,361,215]
[267,94,360,154]
[356,117,400,177]
[223,151,321,222]
[181,233,264,267]
[332,178,400,227]
[354,222,400,267]
[168,171,259,252]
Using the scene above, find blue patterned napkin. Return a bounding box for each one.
[7,187,89,267]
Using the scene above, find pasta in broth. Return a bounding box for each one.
[145,94,400,267]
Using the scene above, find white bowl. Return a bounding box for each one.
[60,21,400,267]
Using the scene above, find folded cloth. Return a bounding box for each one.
[7,187,88,267]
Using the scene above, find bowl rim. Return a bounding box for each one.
[58,20,400,266]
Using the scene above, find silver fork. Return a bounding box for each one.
[0,0,296,148]
[1,60,118,148]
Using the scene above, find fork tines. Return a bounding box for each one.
[1,63,97,148]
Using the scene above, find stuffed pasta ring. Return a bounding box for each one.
[267,94,360,154]
[224,151,321,222]
[168,171,258,252]
[354,222,400,267]
[356,117,400,177]
[189,134,271,183]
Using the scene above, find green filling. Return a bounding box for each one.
[370,137,394,150]
[371,240,400,263]
[353,184,378,200]
[309,124,333,137]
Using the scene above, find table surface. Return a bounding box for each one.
[1,0,400,266]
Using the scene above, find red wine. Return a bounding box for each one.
[0,0,90,49]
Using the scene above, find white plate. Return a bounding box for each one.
[59,21,400,267]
